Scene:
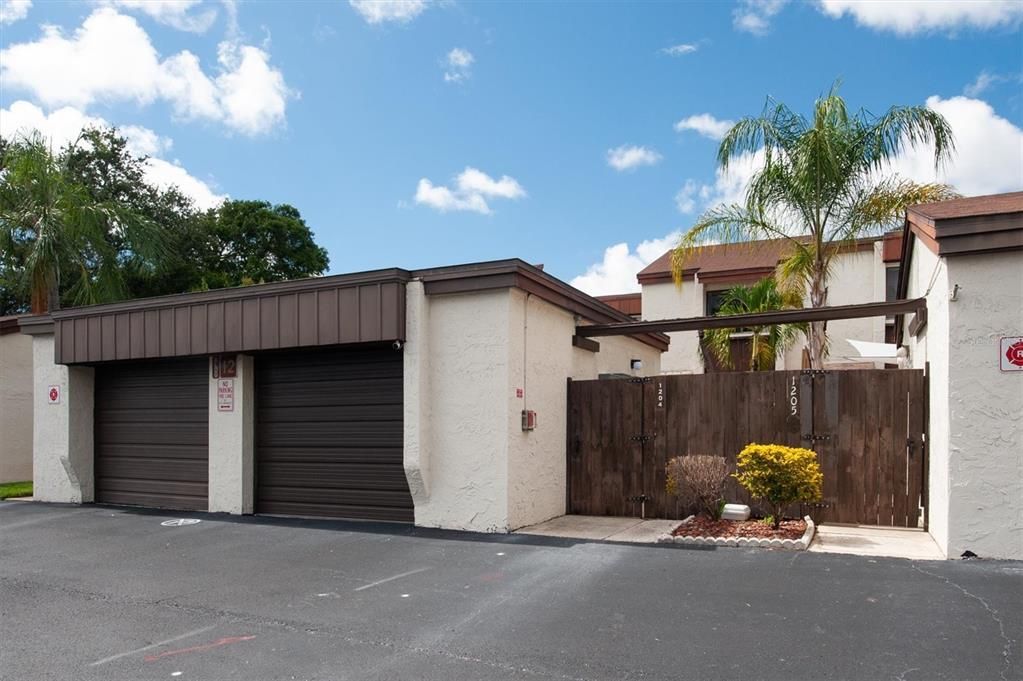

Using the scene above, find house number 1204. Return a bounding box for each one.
[657,381,664,409]
[789,376,798,416]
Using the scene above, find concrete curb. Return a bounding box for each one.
[656,515,816,551]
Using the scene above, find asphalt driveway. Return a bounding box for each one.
[1,502,1019,681]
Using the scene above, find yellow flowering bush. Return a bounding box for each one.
[733,443,823,529]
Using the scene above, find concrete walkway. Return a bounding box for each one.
[515,515,679,543]
[809,524,944,560]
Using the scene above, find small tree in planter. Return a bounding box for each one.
[733,444,822,529]
[666,455,730,520]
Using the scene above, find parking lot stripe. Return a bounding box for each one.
[88,626,216,667]
[353,567,430,592]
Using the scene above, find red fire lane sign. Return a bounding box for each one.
[1001,337,1023,372]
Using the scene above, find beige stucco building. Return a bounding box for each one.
[0,317,34,483]
[21,259,663,533]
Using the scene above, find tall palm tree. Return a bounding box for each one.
[703,278,805,371]
[672,84,959,368]
[0,132,161,313]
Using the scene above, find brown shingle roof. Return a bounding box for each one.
[596,293,641,316]
[637,236,879,285]
[908,191,1023,222]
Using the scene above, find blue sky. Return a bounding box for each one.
[2,0,1022,294]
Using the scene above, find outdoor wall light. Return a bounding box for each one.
[630,359,643,371]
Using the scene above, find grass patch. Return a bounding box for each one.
[0,481,32,500]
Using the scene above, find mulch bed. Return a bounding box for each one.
[673,515,806,540]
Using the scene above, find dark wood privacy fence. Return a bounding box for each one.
[567,369,927,527]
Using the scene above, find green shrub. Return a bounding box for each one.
[733,444,822,529]
[666,455,730,520]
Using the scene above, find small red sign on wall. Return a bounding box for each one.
[47,385,61,405]
[1001,337,1023,372]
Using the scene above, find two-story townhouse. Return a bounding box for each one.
[606,233,904,373]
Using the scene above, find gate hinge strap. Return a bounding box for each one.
[630,434,654,442]
[802,434,831,441]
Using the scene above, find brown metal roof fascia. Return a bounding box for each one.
[905,208,1023,257]
[637,268,696,285]
[15,314,54,336]
[415,259,669,351]
[0,316,22,336]
[52,269,411,365]
[577,298,926,338]
[52,268,411,318]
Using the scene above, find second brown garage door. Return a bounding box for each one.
[255,347,412,522]
[94,358,209,511]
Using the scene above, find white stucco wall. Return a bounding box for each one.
[0,332,34,483]
[403,283,663,533]
[506,291,574,530]
[208,354,254,514]
[904,242,951,554]
[641,279,703,373]
[31,333,95,503]
[944,251,1023,559]
[406,288,512,533]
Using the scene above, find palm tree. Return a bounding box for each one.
[703,278,805,371]
[0,132,160,313]
[672,84,959,368]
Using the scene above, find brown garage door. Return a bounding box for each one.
[94,358,209,510]
[255,347,412,522]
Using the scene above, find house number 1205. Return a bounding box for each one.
[789,376,798,416]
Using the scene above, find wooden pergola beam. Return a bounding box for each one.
[576,298,926,338]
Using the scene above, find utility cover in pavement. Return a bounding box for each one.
[161,519,201,527]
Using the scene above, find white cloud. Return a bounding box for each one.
[962,70,1021,97]
[883,95,1023,196]
[570,232,682,296]
[674,179,699,214]
[661,43,698,56]
[119,124,173,156]
[349,0,428,24]
[733,0,788,35]
[443,47,474,83]
[0,100,226,210]
[674,113,734,140]
[0,0,31,25]
[964,71,1000,97]
[0,8,293,136]
[414,167,525,214]
[105,0,217,33]
[214,42,291,135]
[607,145,662,172]
[818,0,1023,35]
[143,157,225,209]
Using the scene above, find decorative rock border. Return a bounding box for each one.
[656,515,816,551]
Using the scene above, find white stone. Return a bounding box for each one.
[720,504,751,521]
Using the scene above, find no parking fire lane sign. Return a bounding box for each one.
[1001,336,1023,372]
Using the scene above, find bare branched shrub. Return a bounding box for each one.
[666,455,730,519]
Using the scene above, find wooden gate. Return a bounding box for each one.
[567,369,927,527]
